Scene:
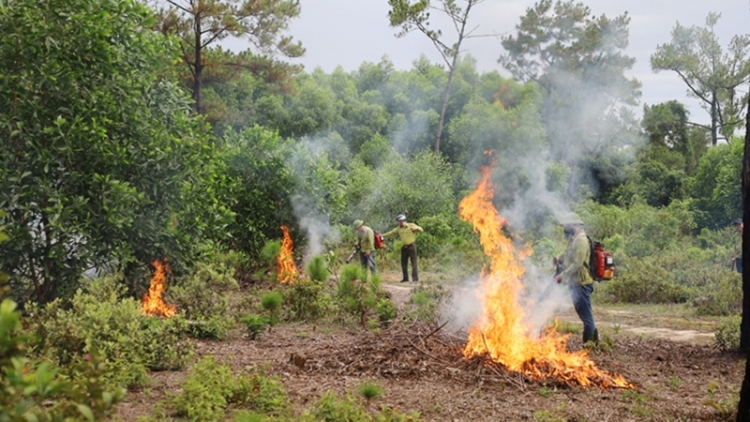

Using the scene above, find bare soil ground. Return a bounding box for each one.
[115,277,745,422]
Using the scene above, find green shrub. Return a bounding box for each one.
[337,265,382,327]
[693,273,742,316]
[375,298,397,326]
[283,277,332,322]
[301,391,421,422]
[31,275,193,389]
[600,259,689,304]
[714,316,741,352]
[261,240,282,269]
[169,356,288,421]
[358,381,382,401]
[307,256,328,283]
[240,314,270,340]
[261,291,284,325]
[407,284,446,322]
[0,299,125,421]
[169,261,239,339]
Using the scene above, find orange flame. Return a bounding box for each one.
[459,163,633,389]
[277,225,299,284]
[142,258,177,318]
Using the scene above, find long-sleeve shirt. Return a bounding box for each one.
[560,231,593,286]
[383,223,423,246]
[356,226,375,252]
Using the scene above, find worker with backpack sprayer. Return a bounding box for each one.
[554,213,599,345]
[350,220,377,274]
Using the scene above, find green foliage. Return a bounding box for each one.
[223,127,295,263]
[690,139,742,229]
[337,265,384,327]
[374,298,397,326]
[169,261,239,339]
[261,240,283,269]
[651,13,750,145]
[31,276,193,389]
[0,0,231,303]
[358,381,383,401]
[301,391,421,422]
[307,256,329,283]
[283,277,331,322]
[261,291,284,325]
[168,356,288,422]
[407,283,447,322]
[0,299,125,421]
[501,0,641,200]
[240,315,270,340]
[714,316,741,352]
[343,152,457,229]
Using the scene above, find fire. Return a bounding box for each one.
[459,162,633,389]
[142,258,177,318]
[277,225,299,283]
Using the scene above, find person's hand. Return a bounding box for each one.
[364,251,370,257]
[554,275,562,284]
[411,227,417,231]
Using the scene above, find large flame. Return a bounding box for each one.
[142,258,177,318]
[459,162,633,389]
[277,225,299,284]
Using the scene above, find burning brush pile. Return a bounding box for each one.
[457,162,633,389]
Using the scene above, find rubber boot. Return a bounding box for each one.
[593,328,599,344]
[582,331,592,344]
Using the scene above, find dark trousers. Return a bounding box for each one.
[569,283,596,340]
[359,251,376,273]
[401,244,418,282]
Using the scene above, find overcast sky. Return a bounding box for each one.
[230,0,749,127]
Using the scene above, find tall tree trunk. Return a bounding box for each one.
[432,0,474,156]
[711,89,719,146]
[736,85,750,422]
[434,68,455,155]
[193,17,203,114]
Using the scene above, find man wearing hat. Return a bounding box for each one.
[383,214,423,283]
[353,220,377,273]
[554,212,598,345]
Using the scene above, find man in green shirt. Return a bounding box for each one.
[554,213,597,345]
[383,214,423,283]
[353,219,376,273]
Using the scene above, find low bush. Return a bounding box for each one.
[31,275,193,389]
[301,391,421,422]
[714,316,741,352]
[0,299,125,421]
[261,291,284,325]
[169,261,239,339]
[337,265,384,327]
[168,356,288,421]
[240,314,270,340]
[283,276,332,322]
[693,273,742,316]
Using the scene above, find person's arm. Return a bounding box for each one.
[382,227,398,238]
[409,223,423,232]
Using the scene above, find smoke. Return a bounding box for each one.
[285,134,346,264]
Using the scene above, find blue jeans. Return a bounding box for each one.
[359,251,376,273]
[569,283,596,339]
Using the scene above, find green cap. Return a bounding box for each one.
[352,219,364,228]
[559,213,584,225]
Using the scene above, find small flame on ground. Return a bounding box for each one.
[278,225,299,284]
[142,258,177,318]
[459,162,633,389]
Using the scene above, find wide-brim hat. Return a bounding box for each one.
[559,213,584,226]
[353,219,364,228]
